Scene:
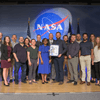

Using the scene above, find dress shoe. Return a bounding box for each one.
[47,78,50,81]
[67,80,74,83]
[74,81,77,85]
[10,79,13,83]
[87,82,91,86]
[58,81,63,85]
[80,81,85,84]
[90,80,94,83]
[51,80,57,83]
[21,80,27,83]
[15,81,19,84]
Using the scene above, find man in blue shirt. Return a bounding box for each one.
[79,33,93,86]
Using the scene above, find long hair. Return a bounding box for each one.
[24,38,30,45]
[3,36,12,47]
[94,37,100,49]
[89,33,95,42]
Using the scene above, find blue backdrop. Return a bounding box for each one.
[0,4,100,41]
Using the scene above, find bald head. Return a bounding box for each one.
[76,34,81,41]
[49,33,53,40]
[19,36,24,43]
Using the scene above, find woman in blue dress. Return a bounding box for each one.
[38,38,51,84]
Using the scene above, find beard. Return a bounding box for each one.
[20,42,24,44]
[83,38,88,41]
[57,37,60,40]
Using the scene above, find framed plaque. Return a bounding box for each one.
[49,45,59,56]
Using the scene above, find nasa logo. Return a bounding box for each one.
[32,8,72,40]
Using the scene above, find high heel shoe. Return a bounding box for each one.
[42,82,45,84]
[4,83,9,86]
[44,81,48,83]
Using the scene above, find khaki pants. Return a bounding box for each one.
[78,59,82,79]
[79,55,91,82]
[63,58,70,80]
[9,58,15,79]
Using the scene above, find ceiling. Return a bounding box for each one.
[0,0,100,5]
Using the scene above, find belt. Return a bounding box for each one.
[83,55,90,56]
[72,56,78,58]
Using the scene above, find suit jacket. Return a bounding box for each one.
[35,41,42,48]
[1,44,13,60]
[47,39,55,46]
[53,39,67,56]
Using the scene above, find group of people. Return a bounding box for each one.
[0,32,100,87]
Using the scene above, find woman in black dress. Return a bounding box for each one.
[1,36,13,86]
[24,38,30,80]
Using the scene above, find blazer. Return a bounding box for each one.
[47,39,55,46]
[35,41,42,48]
[1,44,13,60]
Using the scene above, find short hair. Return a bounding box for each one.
[49,33,53,36]
[42,38,48,43]
[12,34,17,37]
[76,33,81,36]
[56,32,61,35]
[31,39,36,42]
[37,34,41,37]
[63,35,68,39]
[19,36,24,40]
[82,33,88,37]
[71,34,76,37]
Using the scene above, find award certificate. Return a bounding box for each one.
[49,45,59,56]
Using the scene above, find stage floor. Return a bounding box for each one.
[0,76,100,93]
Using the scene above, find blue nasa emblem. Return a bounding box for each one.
[34,13,64,40]
[32,8,72,40]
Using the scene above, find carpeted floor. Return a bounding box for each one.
[0,92,100,100]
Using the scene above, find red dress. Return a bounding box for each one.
[1,46,12,68]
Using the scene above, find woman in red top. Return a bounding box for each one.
[1,36,12,86]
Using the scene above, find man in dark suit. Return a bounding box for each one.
[35,35,42,80]
[47,33,56,81]
[35,35,42,48]
[52,32,67,85]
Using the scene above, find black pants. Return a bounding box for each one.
[36,65,41,79]
[54,56,64,82]
[91,64,96,78]
[94,62,100,80]
[26,60,29,76]
[0,68,3,79]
